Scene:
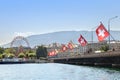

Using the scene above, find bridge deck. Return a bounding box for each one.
[51,50,120,68]
[52,50,120,60]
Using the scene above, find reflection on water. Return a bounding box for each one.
[0,63,120,80]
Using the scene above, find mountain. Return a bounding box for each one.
[2,31,120,48]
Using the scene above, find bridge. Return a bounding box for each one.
[51,50,120,68]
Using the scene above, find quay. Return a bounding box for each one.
[51,50,120,68]
[0,61,35,64]
[0,59,48,64]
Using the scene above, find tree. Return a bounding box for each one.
[36,46,47,59]
[25,49,35,58]
[0,47,4,54]
[18,53,25,58]
[0,54,2,59]
[7,53,15,58]
[4,48,16,54]
[28,53,36,59]
[100,45,109,52]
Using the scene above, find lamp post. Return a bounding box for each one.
[91,26,97,52]
[108,16,118,50]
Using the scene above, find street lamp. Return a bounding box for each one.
[91,26,97,52]
[91,26,97,44]
[108,16,118,50]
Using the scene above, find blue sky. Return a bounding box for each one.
[0,0,120,45]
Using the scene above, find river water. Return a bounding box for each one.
[0,63,120,80]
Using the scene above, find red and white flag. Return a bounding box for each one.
[61,44,67,52]
[48,50,57,56]
[67,42,74,50]
[78,35,87,46]
[96,23,110,41]
[48,51,52,56]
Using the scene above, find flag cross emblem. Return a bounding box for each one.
[80,38,86,44]
[96,23,110,41]
[98,29,105,37]
[78,35,87,46]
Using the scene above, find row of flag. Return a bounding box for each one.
[48,42,74,56]
[48,22,110,56]
[78,23,110,46]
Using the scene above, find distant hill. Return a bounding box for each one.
[2,31,120,48]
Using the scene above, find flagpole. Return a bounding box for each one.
[108,16,118,50]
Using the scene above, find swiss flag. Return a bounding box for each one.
[67,42,74,50]
[48,52,52,56]
[48,50,57,56]
[61,44,67,52]
[78,35,87,46]
[96,23,110,41]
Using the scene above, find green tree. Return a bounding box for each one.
[2,53,6,58]
[25,49,35,58]
[7,53,15,58]
[36,46,47,59]
[18,53,25,58]
[2,53,15,58]
[4,48,16,54]
[28,53,36,59]
[0,47,4,54]
[100,45,109,52]
[0,54,2,59]
[28,49,35,53]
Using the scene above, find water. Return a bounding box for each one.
[0,63,120,80]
